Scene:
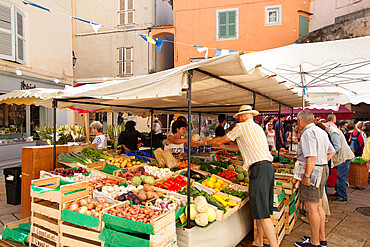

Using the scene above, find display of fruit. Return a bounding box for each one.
[89,178,122,191]
[120,166,158,182]
[106,204,165,223]
[107,157,146,168]
[156,176,188,191]
[201,176,229,191]
[67,197,113,217]
[50,167,88,177]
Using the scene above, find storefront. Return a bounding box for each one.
[0,70,69,167]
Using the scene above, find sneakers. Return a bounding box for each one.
[294,241,321,247]
[301,236,328,247]
[332,197,348,203]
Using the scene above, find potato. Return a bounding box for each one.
[156,191,164,198]
[137,192,147,201]
[146,191,154,200]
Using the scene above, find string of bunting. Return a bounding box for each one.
[22,0,250,57]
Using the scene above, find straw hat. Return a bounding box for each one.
[233,105,259,118]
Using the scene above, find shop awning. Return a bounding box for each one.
[36,53,305,115]
[240,36,370,105]
[0,88,65,105]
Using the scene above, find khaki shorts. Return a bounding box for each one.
[299,165,329,203]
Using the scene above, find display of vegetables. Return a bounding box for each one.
[50,167,88,177]
[184,197,217,227]
[155,176,188,192]
[178,159,197,169]
[220,188,248,200]
[120,166,158,182]
[180,169,206,182]
[199,163,223,175]
[82,147,112,160]
[143,165,174,179]
[178,186,226,212]
[67,197,113,217]
[116,191,141,205]
[147,195,186,212]
[201,176,229,191]
[100,184,143,198]
[107,157,146,168]
[89,178,122,191]
[58,152,98,165]
[217,169,237,180]
[106,204,165,223]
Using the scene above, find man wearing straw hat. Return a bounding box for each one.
[207,105,278,247]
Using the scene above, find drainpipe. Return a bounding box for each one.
[154,0,157,72]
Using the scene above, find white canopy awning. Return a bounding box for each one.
[0,88,66,105]
[241,36,370,105]
[36,53,304,116]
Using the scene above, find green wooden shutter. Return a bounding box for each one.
[218,10,237,38]
[228,11,236,37]
[299,15,309,37]
[218,11,227,38]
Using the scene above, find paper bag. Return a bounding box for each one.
[163,149,180,169]
[153,148,166,167]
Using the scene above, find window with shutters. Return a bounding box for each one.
[265,5,282,26]
[118,0,134,26]
[0,1,25,64]
[216,8,238,40]
[117,47,133,76]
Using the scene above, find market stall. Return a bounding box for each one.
[3,52,306,247]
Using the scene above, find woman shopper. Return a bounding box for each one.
[265,123,276,151]
[90,121,107,149]
[287,127,299,151]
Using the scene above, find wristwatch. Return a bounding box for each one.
[304,174,311,178]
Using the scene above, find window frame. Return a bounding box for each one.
[15,7,25,64]
[118,0,135,26]
[216,8,239,41]
[0,1,16,61]
[117,47,133,77]
[265,5,282,26]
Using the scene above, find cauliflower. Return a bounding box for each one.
[195,213,209,227]
[185,204,198,221]
[206,207,217,223]
[194,196,208,213]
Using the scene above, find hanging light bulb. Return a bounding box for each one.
[54,78,60,83]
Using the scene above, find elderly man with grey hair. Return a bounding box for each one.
[295,110,336,247]
[326,114,337,128]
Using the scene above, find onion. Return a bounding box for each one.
[69,202,79,212]
[95,204,103,212]
[102,203,111,209]
[85,210,92,216]
[79,206,88,214]
[79,199,88,206]
[97,197,106,204]
[87,203,95,210]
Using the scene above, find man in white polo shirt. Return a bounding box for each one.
[207,105,277,247]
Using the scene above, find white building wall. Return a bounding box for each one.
[310,0,370,31]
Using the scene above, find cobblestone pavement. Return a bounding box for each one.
[238,184,370,247]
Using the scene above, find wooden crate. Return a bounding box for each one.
[273,186,285,208]
[59,222,103,247]
[275,178,299,195]
[31,177,89,204]
[62,195,105,232]
[254,217,286,247]
[4,218,31,244]
[284,190,300,235]
[30,213,60,247]
[30,233,59,247]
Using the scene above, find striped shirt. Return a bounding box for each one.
[227,119,273,169]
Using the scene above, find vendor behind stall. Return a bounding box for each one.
[164,120,204,158]
[118,120,146,152]
[90,121,107,149]
[215,114,227,137]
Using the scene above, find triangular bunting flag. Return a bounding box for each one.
[138,34,164,52]
[215,49,235,57]
[90,23,102,34]
[22,0,51,12]
[193,45,209,59]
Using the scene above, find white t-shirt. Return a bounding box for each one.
[92,135,107,149]
[164,142,184,159]
[154,124,162,134]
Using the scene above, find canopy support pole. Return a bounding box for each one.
[53,99,57,170]
[299,65,306,109]
[150,109,154,157]
[186,70,193,228]
[198,113,201,135]
[253,91,256,110]
[291,107,293,151]
[278,103,281,160]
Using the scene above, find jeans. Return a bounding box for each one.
[335,159,352,200]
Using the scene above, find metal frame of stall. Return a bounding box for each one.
[51,69,295,228]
